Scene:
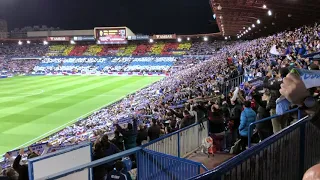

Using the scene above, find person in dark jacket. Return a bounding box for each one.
[252,89,273,141]
[115,118,138,150]
[148,119,161,141]
[106,161,131,180]
[229,100,242,142]
[263,67,289,133]
[207,104,224,134]
[170,109,195,129]
[136,124,148,146]
[111,130,124,151]
[93,134,120,180]
[12,149,29,180]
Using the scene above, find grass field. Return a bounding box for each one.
[0,75,162,155]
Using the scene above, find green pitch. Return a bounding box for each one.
[0,75,162,155]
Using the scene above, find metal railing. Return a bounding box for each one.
[43,121,209,180]
[219,75,244,96]
[248,108,301,147]
[138,149,207,180]
[191,115,320,180]
[142,120,208,158]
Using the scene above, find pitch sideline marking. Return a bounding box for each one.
[8,78,161,153]
[0,89,45,99]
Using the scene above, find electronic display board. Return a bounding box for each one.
[94,28,127,44]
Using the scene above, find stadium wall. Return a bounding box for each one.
[28,142,92,180]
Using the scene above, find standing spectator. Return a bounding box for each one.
[106,161,131,180]
[12,149,29,180]
[136,124,148,146]
[252,89,273,140]
[207,104,224,134]
[263,67,289,133]
[239,101,256,152]
[111,130,124,151]
[148,119,161,141]
[229,100,242,142]
[93,134,120,179]
[115,118,138,150]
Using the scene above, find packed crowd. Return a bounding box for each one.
[33,56,177,73]
[2,23,320,179]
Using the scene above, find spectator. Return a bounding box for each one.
[12,149,29,180]
[115,119,138,150]
[208,104,224,134]
[136,124,148,146]
[252,89,273,140]
[229,100,242,142]
[106,161,131,180]
[147,119,161,141]
[93,134,120,179]
[239,101,256,152]
[303,164,320,180]
[1,168,18,180]
[111,131,124,151]
[263,67,289,133]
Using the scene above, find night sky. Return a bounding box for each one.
[0,0,218,35]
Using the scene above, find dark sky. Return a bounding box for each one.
[0,0,218,35]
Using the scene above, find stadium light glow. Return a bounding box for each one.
[27,40,31,44]
[177,38,182,42]
[248,27,251,31]
[18,41,22,45]
[263,4,267,9]
[187,37,190,41]
[268,10,272,16]
[203,37,208,41]
[43,40,48,45]
[224,37,227,40]
[257,19,261,24]
[252,24,255,28]
[149,39,154,43]
[245,30,248,33]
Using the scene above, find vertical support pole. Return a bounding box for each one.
[177,133,181,158]
[299,123,306,179]
[248,124,252,148]
[298,109,301,120]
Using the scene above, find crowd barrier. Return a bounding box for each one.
[41,122,209,180]
[143,120,208,158]
[192,115,320,180]
[219,75,244,96]
[248,108,301,147]
[28,143,92,180]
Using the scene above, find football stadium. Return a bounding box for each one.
[1,0,320,180]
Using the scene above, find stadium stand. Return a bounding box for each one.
[83,45,103,56]
[63,45,74,56]
[2,22,320,180]
[68,45,88,56]
[46,45,68,56]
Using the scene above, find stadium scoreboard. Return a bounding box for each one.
[94,27,127,44]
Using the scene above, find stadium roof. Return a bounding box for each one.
[210,0,320,39]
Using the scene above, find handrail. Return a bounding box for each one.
[192,115,311,180]
[141,117,207,148]
[248,108,301,147]
[43,119,208,179]
[44,147,142,180]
